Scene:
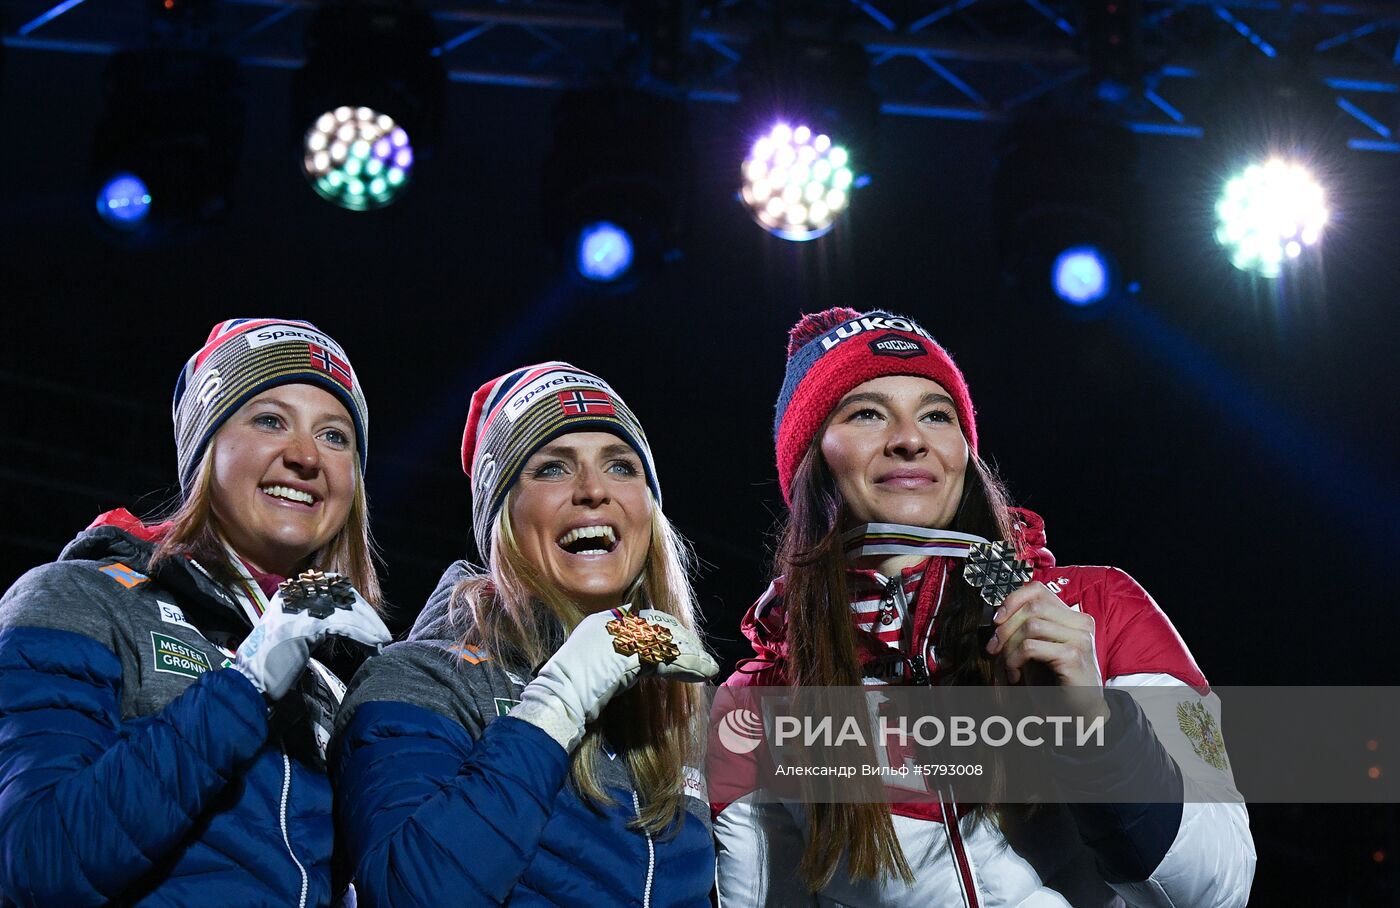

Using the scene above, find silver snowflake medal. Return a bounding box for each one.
[278,569,357,618]
[964,541,1034,643]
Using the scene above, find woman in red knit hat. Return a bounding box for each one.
[712,308,1256,907]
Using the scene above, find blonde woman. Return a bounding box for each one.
[0,318,391,907]
[332,362,719,907]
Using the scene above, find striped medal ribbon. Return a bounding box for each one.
[842,523,992,560]
[843,524,1034,643]
[221,541,272,625]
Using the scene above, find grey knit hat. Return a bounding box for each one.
[460,361,659,562]
[172,318,368,489]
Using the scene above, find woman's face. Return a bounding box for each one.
[820,374,969,529]
[509,431,652,614]
[209,383,357,577]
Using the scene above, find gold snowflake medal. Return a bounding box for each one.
[605,610,681,666]
[278,569,357,619]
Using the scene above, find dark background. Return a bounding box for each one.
[3,5,1400,903]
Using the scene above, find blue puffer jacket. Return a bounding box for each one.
[331,561,715,907]
[0,512,345,908]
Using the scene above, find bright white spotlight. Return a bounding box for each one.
[1052,246,1112,306]
[575,221,634,283]
[302,106,413,211]
[1214,158,1327,278]
[741,122,853,241]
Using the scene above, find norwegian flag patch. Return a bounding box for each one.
[308,343,354,390]
[557,390,615,416]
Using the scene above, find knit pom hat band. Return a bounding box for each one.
[461,361,660,563]
[773,308,976,504]
[172,318,368,491]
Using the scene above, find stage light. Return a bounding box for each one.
[292,5,444,211]
[96,173,153,229]
[302,106,412,211]
[90,50,244,245]
[741,122,853,241]
[736,40,877,242]
[1215,158,1327,278]
[543,87,689,289]
[1052,246,1113,306]
[575,222,635,282]
[994,118,1139,312]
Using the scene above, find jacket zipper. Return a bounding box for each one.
[937,793,981,908]
[878,575,905,627]
[631,790,655,908]
[878,574,932,685]
[280,749,309,908]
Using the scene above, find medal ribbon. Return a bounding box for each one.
[842,523,992,560]
[843,523,1035,641]
[220,541,272,625]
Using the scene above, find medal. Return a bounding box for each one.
[963,541,1034,641]
[842,524,1033,645]
[606,614,681,666]
[278,569,357,618]
[963,541,1034,607]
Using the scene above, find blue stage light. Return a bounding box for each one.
[96,173,152,229]
[1051,246,1111,306]
[575,222,634,282]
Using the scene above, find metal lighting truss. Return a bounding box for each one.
[6,0,1399,150]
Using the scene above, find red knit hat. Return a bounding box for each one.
[773,308,977,503]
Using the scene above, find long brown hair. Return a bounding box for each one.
[148,443,384,609]
[449,492,708,835]
[775,440,1016,890]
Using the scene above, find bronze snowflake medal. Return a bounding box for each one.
[963,541,1034,644]
[606,614,681,666]
[277,569,357,619]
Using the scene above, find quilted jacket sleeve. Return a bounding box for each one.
[1091,569,1256,908]
[0,564,270,907]
[331,701,571,907]
[1100,675,1256,908]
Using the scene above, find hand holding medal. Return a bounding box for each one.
[234,568,392,701]
[511,605,718,753]
[606,612,682,666]
[972,547,1104,694]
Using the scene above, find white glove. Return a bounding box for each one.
[510,607,718,752]
[233,577,392,701]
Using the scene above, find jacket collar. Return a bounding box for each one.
[61,509,259,633]
[739,507,1055,672]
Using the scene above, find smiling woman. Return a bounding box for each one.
[0,318,391,908]
[713,308,1257,907]
[331,362,720,908]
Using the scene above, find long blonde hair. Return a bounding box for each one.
[449,490,707,834]
[148,444,383,609]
